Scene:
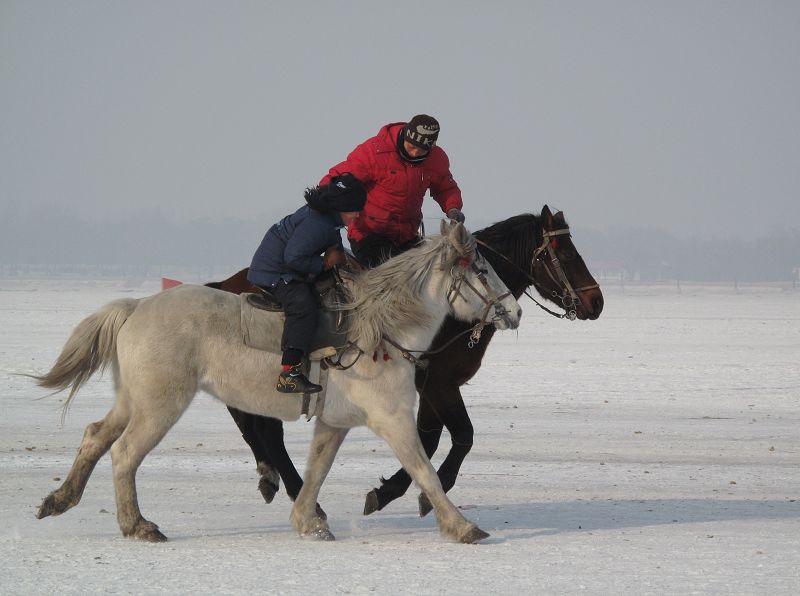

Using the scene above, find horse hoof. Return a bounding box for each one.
[363,489,380,516]
[306,528,335,541]
[315,503,328,521]
[130,521,168,543]
[258,476,279,504]
[36,494,57,519]
[418,493,433,517]
[459,525,490,544]
[36,492,71,519]
[256,464,280,504]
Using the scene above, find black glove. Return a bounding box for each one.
[447,208,465,223]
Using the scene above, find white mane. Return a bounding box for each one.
[341,230,475,351]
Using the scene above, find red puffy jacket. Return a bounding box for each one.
[321,122,463,244]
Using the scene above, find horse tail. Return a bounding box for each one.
[33,298,139,421]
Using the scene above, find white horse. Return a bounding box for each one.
[34,222,521,544]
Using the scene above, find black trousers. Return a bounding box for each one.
[270,281,318,365]
[350,235,422,268]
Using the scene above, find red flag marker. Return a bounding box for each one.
[161,277,183,291]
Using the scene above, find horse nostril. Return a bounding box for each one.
[593,296,604,314]
[516,307,522,320]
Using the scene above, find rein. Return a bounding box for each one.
[322,341,364,371]
[383,320,490,368]
[326,324,485,371]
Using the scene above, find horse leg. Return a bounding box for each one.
[256,417,295,499]
[369,413,488,544]
[254,416,327,519]
[228,411,327,520]
[418,387,473,517]
[37,400,129,519]
[363,393,444,515]
[227,407,281,503]
[290,419,348,540]
[110,390,189,542]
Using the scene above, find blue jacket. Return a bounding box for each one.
[248,205,345,288]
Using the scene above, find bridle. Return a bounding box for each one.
[446,253,513,328]
[531,227,599,320]
[476,222,599,321]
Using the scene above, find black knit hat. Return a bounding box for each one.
[304,173,367,213]
[404,114,440,150]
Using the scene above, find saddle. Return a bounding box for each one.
[240,264,360,357]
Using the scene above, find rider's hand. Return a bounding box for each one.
[323,246,346,269]
[447,208,465,223]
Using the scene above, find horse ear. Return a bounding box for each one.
[453,222,477,260]
[440,219,450,236]
[541,205,554,227]
[453,221,467,244]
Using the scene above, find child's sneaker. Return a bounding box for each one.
[276,365,322,394]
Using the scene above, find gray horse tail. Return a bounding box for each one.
[34,298,139,421]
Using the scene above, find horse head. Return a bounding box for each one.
[531,205,604,321]
[440,221,522,331]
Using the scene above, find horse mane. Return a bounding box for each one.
[342,232,469,351]
[473,213,540,276]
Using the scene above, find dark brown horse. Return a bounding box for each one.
[211,206,604,516]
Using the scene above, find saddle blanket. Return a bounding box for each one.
[239,293,349,356]
[239,293,347,420]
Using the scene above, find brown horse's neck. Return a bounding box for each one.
[474,214,540,299]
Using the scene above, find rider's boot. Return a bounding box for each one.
[276,365,322,394]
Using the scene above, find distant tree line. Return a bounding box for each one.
[574,226,800,282]
[1,203,798,282]
[0,202,265,270]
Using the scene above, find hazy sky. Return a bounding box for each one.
[2,1,799,238]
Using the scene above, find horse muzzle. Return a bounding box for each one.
[574,288,604,320]
[492,304,522,330]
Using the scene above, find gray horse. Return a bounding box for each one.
[34,222,521,544]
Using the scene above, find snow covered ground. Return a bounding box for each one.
[2,279,799,595]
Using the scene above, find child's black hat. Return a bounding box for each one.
[304,173,367,213]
